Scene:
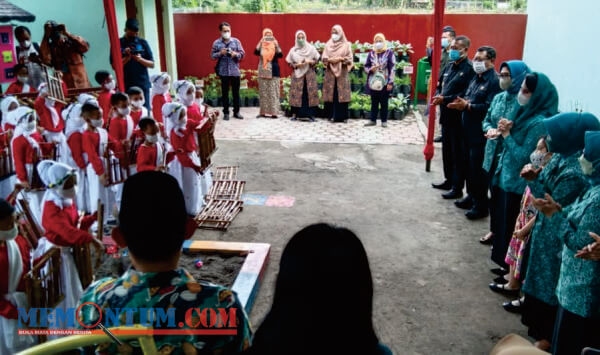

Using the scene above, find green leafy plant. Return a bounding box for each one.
[397,43,414,56]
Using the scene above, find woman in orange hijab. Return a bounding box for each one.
[255,28,283,118]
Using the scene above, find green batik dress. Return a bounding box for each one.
[553,184,600,318]
[77,268,252,354]
[522,153,590,305]
[481,91,519,176]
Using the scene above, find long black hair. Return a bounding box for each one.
[248,223,380,355]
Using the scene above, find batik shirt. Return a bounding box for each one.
[522,153,590,305]
[554,183,600,318]
[78,268,252,354]
[481,91,519,174]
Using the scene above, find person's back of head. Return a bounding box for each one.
[249,223,381,355]
[118,171,187,264]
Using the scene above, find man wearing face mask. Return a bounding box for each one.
[0,199,36,354]
[447,46,500,219]
[431,36,476,200]
[14,26,43,90]
[117,18,154,111]
[211,22,245,120]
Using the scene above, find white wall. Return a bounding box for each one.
[523,0,600,116]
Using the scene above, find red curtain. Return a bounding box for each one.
[423,0,446,170]
[103,0,126,91]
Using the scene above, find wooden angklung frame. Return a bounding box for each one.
[42,64,67,105]
[0,131,15,179]
[73,200,104,290]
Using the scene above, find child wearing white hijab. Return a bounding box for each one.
[1,96,19,131]
[34,83,69,164]
[163,102,205,215]
[0,97,19,199]
[150,72,172,135]
[32,160,102,331]
[11,107,45,224]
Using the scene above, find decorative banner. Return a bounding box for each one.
[0,26,16,83]
[265,195,295,208]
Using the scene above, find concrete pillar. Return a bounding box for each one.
[160,0,178,81]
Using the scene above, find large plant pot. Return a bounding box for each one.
[400,84,412,97]
[393,110,403,120]
[251,98,259,107]
[351,83,362,92]
[349,109,360,118]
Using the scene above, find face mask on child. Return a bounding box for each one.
[104,80,116,91]
[0,225,18,241]
[118,107,131,116]
[195,98,204,106]
[579,154,595,175]
[145,134,158,144]
[131,99,145,109]
[45,98,55,107]
[17,75,28,83]
[91,118,103,128]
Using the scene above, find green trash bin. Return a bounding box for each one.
[413,56,432,109]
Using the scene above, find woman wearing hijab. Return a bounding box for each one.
[255,28,283,118]
[481,60,530,247]
[506,113,600,351]
[246,223,392,355]
[364,33,395,128]
[163,102,205,215]
[286,30,320,122]
[32,160,102,329]
[536,131,600,354]
[322,25,353,123]
[491,73,558,275]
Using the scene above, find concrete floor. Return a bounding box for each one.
[193,136,527,354]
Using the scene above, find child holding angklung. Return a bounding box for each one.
[163,103,205,215]
[33,160,102,326]
[136,118,170,173]
[150,72,171,135]
[95,70,116,128]
[11,107,48,224]
[34,83,68,164]
[0,198,36,353]
[81,101,118,223]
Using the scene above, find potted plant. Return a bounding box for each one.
[397,43,414,62]
[358,94,371,118]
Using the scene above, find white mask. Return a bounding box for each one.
[195,98,204,106]
[374,42,384,51]
[183,94,194,106]
[472,61,487,74]
[131,99,145,109]
[530,151,548,168]
[222,32,231,40]
[59,186,77,200]
[499,77,512,91]
[154,82,170,94]
[91,118,103,128]
[17,75,28,84]
[0,225,18,241]
[45,98,55,106]
[26,120,36,132]
[104,80,116,91]
[517,91,531,106]
[118,107,131,116]
[20,40,31,48]
[145,134,158,144]
[579,154,595,175]
[331,33,341,42]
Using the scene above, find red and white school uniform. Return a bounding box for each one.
[168,120,205,215]
[130,106,148,128]
[186,103,214,195]
[12,130,45,224]
[82,128,118,222]
[97,89,114,128]
[0,128,16,200]
[63,104,90,213]
[0,234,36,353]
[136,142,169,173]
[34,96,68,164]
[5,81,35,94]
[152,93,171,132]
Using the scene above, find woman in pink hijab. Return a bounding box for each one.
[321,25,353,123]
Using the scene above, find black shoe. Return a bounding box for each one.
[223,113,230,121]
[502,299,523,313]
[434,135,443,143]
[309,117,316,122]
[234,113,244,119]
[466,208,489,220]
[493,275,509,284]
[454,196,473,210]
[442,189,463,199]
[491,267,508,276]
[432,181,452,190]
[489,282,520,296]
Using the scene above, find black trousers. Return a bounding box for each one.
[291,78,314,118]
[441,121,466,190]
[220,75,240,114]
[465,142,488,211]
[326,79,348,122]
[552,305,600,355]
[491,188,522,268]
[370,89,389,122]
[521,293,557,342]
[489,184,502,235]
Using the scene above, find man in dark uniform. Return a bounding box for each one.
[448,46,501,219]
[431,36,476,199]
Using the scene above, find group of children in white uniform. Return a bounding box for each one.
[0,72,215,353]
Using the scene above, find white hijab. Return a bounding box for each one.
[62,103,86,138]
[37,160,76,218]
[10,107,38,151]
[1,96,19,129]
[174,80,195,107]
[162,102,186,137]
[37,83,60,127]
[150,72,171,97]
